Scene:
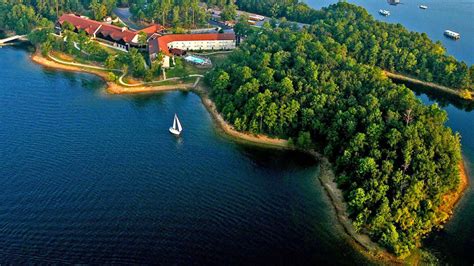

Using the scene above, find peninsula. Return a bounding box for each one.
[1,0,471,262]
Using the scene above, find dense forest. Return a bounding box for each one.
[236,0,322,24]
[0,0,117,34]
[206,24,462,257]
[311,3,473,91]
[128,0,209,28]
[237,1,474,92]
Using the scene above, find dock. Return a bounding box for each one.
[0,35,28,45]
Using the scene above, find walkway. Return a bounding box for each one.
[0,35,27,44]
[193,51,233,56]
[45,53,204,88]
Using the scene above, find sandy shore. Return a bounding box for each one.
[107,82,195,94]
[32,52,288,147]
[194,87,289,149]
[439,160,470,218]
[31,53,197,95]
[31,52,111,81]
[30,51,470,263]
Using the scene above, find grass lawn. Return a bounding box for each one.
[208,53,230,67]
[183,63,211,75]
[166,65,189,78]
[122,75,144,85]
[99,44,126,56]
[153,78,194,86]
[51,51,106,69]
[51,51,75,62]
[166,53,231,78]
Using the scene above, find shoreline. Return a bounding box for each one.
[31,52,113,82]
[439,159,470,219]
[31,52,291,149]
[31,52,198,95]
[384,71,474,101]
[30,51,470,263]
[193,85,289,149]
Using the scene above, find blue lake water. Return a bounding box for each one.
[0,1,473,262]
[0,47,369,264]
[307,0,474,65]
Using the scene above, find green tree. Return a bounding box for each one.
[221,3,237,21]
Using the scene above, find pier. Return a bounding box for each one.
[0,35,27,45]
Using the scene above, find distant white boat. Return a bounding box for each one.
[419,5,428,9]
[379,9,391,16]
[169,114,183,135]
[444,30,461,39]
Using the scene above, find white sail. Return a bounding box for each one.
[169,114,183,135]
[176,115,182,132]
[173,114,177,130]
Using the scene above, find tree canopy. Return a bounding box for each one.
[128,0,209,28]
[236,1,473,91]
[236,0,323,24]
[206,23,462,257]
[0,0,116,34]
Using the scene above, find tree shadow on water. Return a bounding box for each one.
[236,145,318,170]
[393,80,474,112]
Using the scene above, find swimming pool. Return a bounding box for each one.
[184,55,207,65]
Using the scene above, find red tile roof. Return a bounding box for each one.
[152,33,235,56]
[140,24,166,35]
[58,14,165,44]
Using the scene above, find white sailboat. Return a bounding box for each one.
[169,114,183,135]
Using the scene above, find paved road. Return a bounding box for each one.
[113,7,140,30]
[208,20,232,30]
[254,17,309,29]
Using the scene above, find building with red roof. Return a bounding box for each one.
[57,14,165,51]
[57,14,236,68]
[149,33,236,67]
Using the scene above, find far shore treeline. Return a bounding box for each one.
[207,2,465,258]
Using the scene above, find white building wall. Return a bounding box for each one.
[162,55,171,68]
[168,40,236,51]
